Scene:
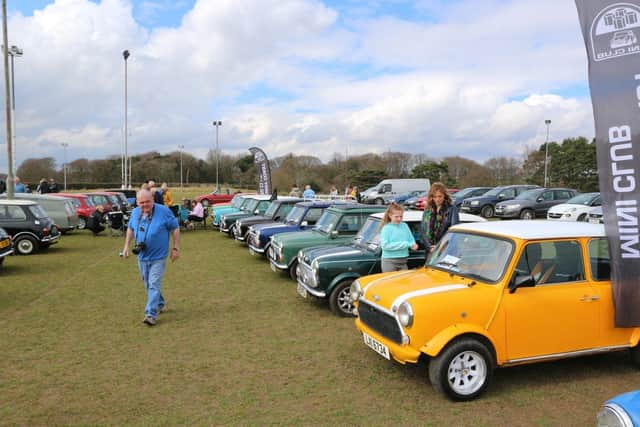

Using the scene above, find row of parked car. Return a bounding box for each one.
[0,189,136,270]
[201,191,640,408]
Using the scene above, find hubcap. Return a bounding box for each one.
[338,287,353,314]
[18,240,34,254]
[447,350,487,395]
[78,218,86,229]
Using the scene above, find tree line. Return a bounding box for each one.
[15,136,598,192]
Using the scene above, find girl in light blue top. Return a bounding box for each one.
[380,203,418,272]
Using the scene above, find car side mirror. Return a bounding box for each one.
[300,220,308,227]
[330,230,338,239]
[509,274,536,294]
[254,209,259,214]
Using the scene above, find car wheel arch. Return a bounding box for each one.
[420,326,499,365]
[328,271,362,294]
[12,231,41,242]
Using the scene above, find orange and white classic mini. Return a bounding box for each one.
[351,221,640,401]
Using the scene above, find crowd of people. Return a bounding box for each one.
[9,176,60,194]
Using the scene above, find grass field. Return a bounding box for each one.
[1,216,640,425]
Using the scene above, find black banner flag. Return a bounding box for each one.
[576,1,640,326]
[248,147,272,195]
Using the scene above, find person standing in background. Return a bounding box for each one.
[161,182,174,207]
[48,178,59,193]
[302,185,315,199]
[420,182,459,255]
[380,203,418,272]
[14,176,25,193]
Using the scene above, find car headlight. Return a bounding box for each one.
[349,280,362,302]
[568,207,577,212]
[597,403,633,427]
[470,200,479,206]
[397,301,414,327]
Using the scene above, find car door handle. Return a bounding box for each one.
[579,295,600,301]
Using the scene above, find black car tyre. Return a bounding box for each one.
[77,217,87,230]
[14,235,38,255]
[329,280,356,317]
[520,209,534,220]
[480,205,494,218]
[428,337,494,402]
[288,259,299,281]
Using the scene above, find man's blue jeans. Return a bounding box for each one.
[138,259,166,319]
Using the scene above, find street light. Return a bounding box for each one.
[61,142,68,190]
[543,119,552,187]
[6,44,21,175]
[123,49,130,189]
[212,120,222,192]
[178,144,184,189]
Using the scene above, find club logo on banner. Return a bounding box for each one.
[576,0,640,327]
[248,147,272,195]
[590,3,640,61]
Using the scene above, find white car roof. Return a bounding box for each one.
[370,211,486,223]
[246,194,274,200]
[3,193,73,201]
[451,220,606,239]
[0,198,38,206]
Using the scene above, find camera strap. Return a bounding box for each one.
[135,208,153,244]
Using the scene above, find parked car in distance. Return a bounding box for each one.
[52,193,96,229]
[460,184,540,218]
[365,179,430,205]
[103,191,131,214]
[84,192,116,213]
[451,187,492,208]
[596,390,640,427]
[352,221,638,401]
[268,204,387,280]
[403,193,424,210]
[232,197,303,241]
[246,200,341,255]
[0,226,13,268]
[104,188,137,206]
[0,199,61,254]
[0,193,80,233]
[196,191,236,207]
[494,188,577,220]
[296,210,486,316]
[219,195,273,234]
[588,206,604,224]
[388,190,425,205]
[211,195,254,228]
[547,192,601,222]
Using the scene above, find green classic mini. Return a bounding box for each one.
[296,210,425,316]
[267,204,386,281]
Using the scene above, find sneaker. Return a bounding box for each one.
[143,316,156,326]
[158,304,167,314]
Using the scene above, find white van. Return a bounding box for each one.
[365,179,430,205]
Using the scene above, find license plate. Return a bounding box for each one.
[249,248,256,256]
[363,332,390,360]
[0,239,9,249]
[297,283,307,298]
[270,263,277,272]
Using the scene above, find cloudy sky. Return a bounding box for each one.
[0,0,594,171]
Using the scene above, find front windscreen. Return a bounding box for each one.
[314,211,340,233]
[28,204,48,219]
[286,206,306,224]
[232,196,244,208]
[264,202,279,217]
[353,217,382,250]
[566,193,597,205]
[428,232,514,283]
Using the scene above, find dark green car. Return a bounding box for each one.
[295,210,425,317]
[296,211,487,316]
[267,204,386,281]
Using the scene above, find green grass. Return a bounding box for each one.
[1,226,639,425]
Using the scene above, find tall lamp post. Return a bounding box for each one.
[543,119,552,187]
[212,120,222,192]
[7,44,21,175]
[1,0,14,199]
[178,144,184,189]
[61,142,68,190]
[123,49,130,189]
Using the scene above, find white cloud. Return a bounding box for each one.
[0,0,595,174]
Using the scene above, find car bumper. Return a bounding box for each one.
[296,277,326,298]
[42,234,61,244]
[354,318,421,364]
[547,212,577,221]
[0,238,13,257]
[494,210,519,218]
[460,206,481,214]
